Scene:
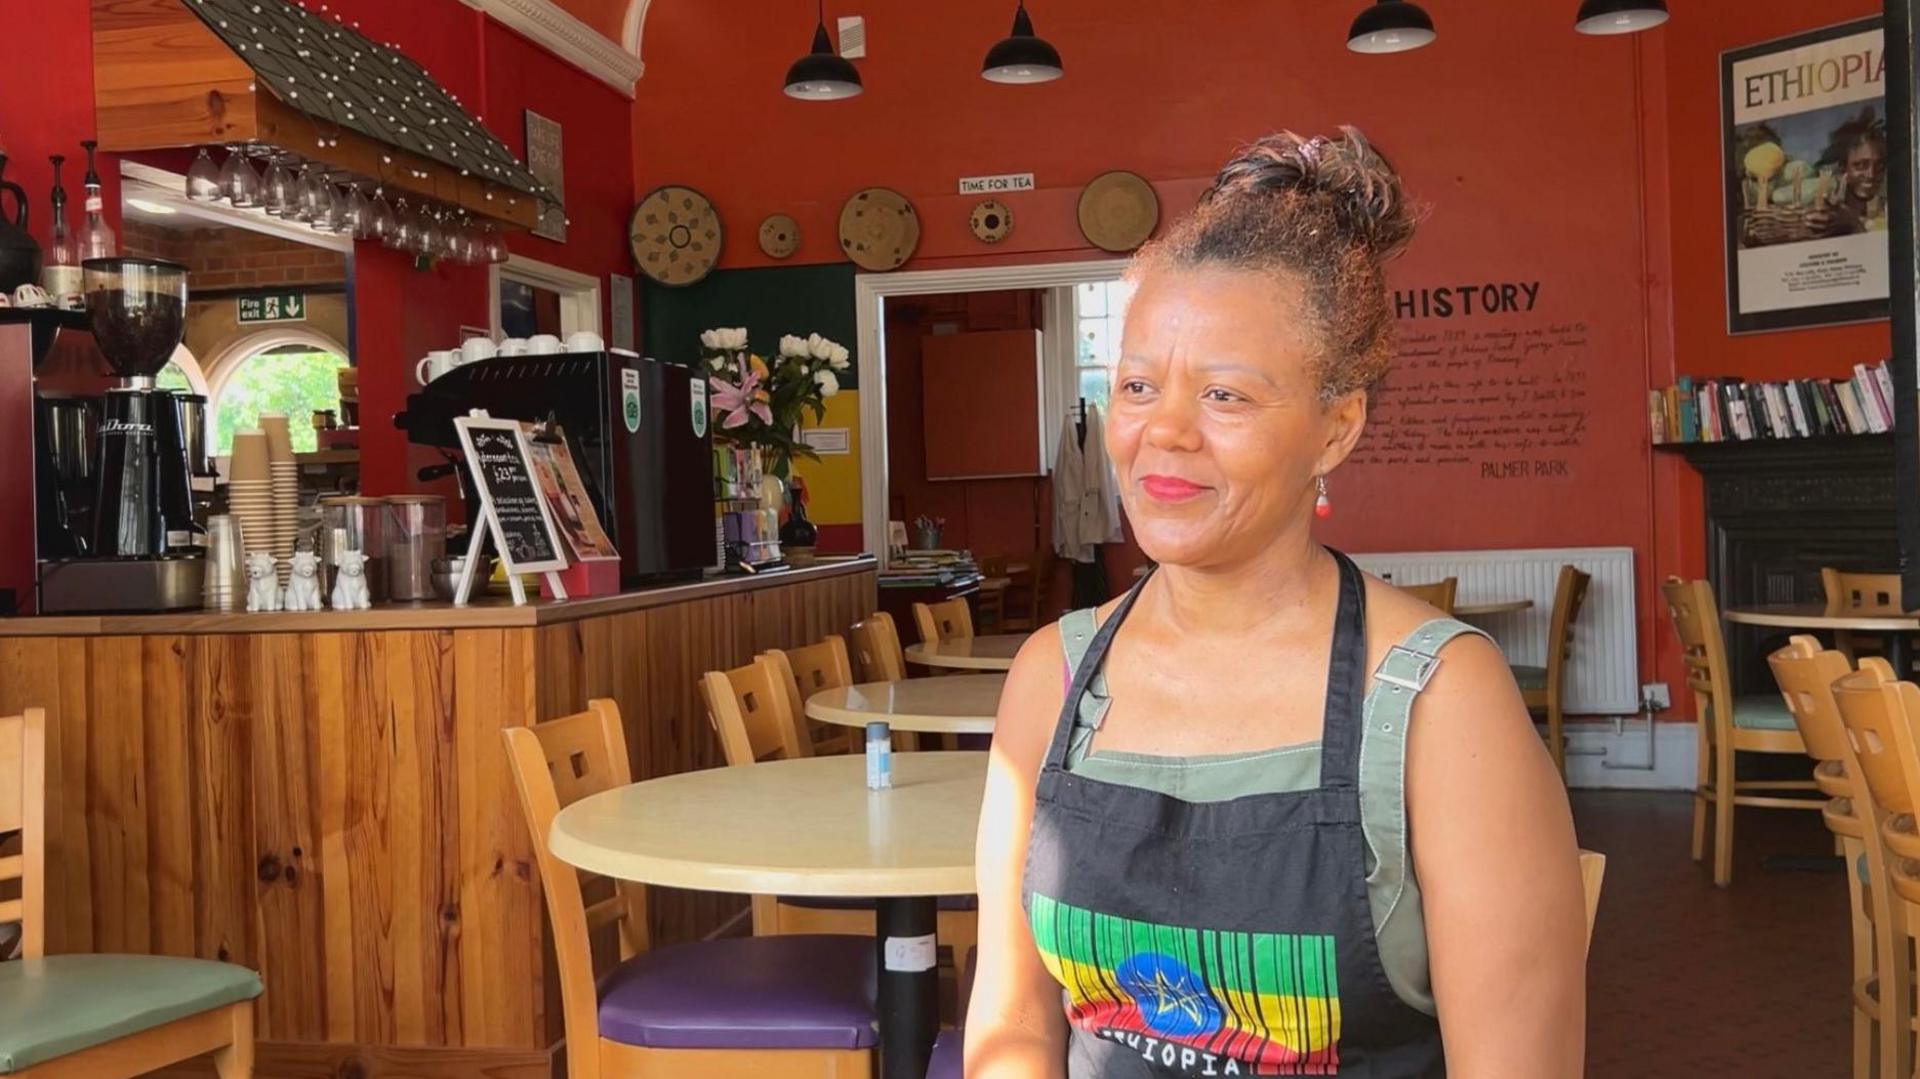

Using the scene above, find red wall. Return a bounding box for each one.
[634,0,1677,696]
[1645,0,1891,697]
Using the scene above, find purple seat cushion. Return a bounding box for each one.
[597,934,878,1050]
[779,894,978,912]
[928,1030,964,1079]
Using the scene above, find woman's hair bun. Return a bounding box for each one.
[1204,127,1415,261]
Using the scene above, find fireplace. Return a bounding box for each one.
[1665,434,1899,694]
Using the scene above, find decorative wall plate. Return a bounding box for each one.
[1076,170,1159,254]
[630,185,722,286]
[969,199,1013,244]
[838,188,919,271]
[758,214,801,259]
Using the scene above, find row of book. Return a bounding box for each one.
[1650,360,1896,444]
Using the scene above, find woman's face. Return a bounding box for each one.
[1106,265,1366,570]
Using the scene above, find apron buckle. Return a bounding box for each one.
[1375,645,1441,692]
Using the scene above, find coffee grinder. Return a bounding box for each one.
[36,257,204,612]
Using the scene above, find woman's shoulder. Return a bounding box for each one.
[992,619,1080,773]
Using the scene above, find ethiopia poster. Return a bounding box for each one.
[1722,17,1888,333]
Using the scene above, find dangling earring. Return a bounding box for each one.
[1314,475,1332,519]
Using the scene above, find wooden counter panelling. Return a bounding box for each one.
[0,562,876,1077]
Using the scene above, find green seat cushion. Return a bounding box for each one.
[1509,664,1548,691]
[1726,694,1799,733]
[0,954,261,1072]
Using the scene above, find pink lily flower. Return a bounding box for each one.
[710,370,773,429]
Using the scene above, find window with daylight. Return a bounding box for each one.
[211,347,349,454]
[1072,278,1137,410]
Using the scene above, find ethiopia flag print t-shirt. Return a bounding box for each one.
[1029,892,1342,1076]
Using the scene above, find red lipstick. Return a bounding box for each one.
[1139,474,1209,502]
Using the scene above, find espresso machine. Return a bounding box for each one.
[35,257,204,612]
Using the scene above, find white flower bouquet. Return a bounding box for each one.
[700,327,851,477]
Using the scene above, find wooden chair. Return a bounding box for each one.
[1662,577,1820,887]
[1831,659,1920,1079]
[1512,565,1592,778]
[850,612,908,682]
[1770,636,1894,1077]
[1577,849,1606,955]
[701,665,979,965]
[1824,567,1911,667]
[973,577,1008,634]
[764,637,861,757]
[912,598,975,646]
[1397,577,1457,615]
[980,555,1045,633]
[503,700,877,1079]
[0,708,260,1077]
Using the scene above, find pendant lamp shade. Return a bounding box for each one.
[1574,0,1668,35]
[1346,0,1435,54]
[983,2,1063,84]
[785,15,862,99]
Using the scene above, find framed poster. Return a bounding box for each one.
[524,110,567,244]
[1722,17,1889,333]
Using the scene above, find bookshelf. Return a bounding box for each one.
[1654,431,1892,466]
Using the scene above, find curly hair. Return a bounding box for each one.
[1133,127,1418,400]
[1821,106,1886,170]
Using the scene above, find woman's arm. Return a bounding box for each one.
[1410,634,1587,1076]
[964,630,1072,1077]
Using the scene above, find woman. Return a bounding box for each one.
[966,129,1586,1077]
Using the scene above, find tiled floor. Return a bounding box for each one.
[1577,790,1849,1077]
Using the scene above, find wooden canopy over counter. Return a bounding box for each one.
[0,558,877,1078]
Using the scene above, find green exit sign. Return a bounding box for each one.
[236,291,307,324]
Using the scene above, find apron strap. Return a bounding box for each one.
[1042,567,1155,773]
[1315,549,1372,790]
[1350,619,1495,907]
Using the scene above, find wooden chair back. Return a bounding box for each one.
[913,598,975,645]
[1766,634,1855,765]
[1578,849,1605,954]
[0,708,45,960]
[981,555,1045,632]
[764,637,858,755]
[1544,565,1593,698]
[502,701,651,1079]
[1398,578,1457,615]
[1661,577,1732,720]
[703,657,813,765]
[851,612,908,682]
[1832,658,1920,818]
[1823,567,1905,617]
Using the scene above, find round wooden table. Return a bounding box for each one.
[1726,605,1920,672]
[1455,598,1534,617]
[806,674,1004,736]
[549,752,986,1079]
[903,633,1025,672]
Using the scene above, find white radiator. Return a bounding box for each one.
[1347,546,1639,715]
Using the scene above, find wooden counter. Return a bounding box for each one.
[0,558,877,1078]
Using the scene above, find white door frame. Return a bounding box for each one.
[854,258,1127,565]
[489,255,603,340]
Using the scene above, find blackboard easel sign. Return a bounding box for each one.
[452,411,570,606]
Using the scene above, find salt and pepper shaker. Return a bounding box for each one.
[866,722,892,790]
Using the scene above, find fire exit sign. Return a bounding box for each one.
[237,291,307,324]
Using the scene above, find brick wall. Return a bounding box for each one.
[119,221,346,290]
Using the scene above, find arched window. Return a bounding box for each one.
[202,329,351,455]
[156,344,210,396]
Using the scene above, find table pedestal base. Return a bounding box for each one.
[877,896,939,1079]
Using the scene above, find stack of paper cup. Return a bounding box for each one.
[227,429,276,585]
[260,413,299,586]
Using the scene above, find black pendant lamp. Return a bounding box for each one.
[1346,0,1435,54]
[1574,0,1668,35]
[784,0,862,100]
[983,1,1063,84]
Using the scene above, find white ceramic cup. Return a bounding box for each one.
[497,338,530,357]
[415,350,459,385]
[460,337,498,365]
[565,331,605,353]
[528,334,563,355]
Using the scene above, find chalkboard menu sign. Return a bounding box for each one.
[454,414,568,590]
